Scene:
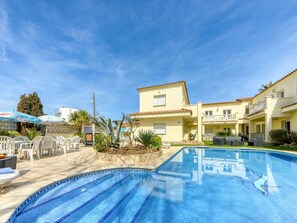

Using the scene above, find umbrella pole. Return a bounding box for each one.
[10,120,13,137]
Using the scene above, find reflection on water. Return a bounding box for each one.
[155,148,296,197]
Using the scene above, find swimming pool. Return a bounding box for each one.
[9,148,297,222]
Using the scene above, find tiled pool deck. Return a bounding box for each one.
[0,146,181,223]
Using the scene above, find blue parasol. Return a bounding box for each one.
[0,111,42,136]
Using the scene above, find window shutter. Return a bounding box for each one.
[154,123,166,135]
[154,95,166,106]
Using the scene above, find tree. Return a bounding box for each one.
[91,113,125,148]
[258,81,273,92]
[69,110,92,134]
[123,113,140,145]
[17,92,44,116]
[17,92,44,134]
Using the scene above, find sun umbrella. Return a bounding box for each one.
[0,111,42,136]
[38,115,68,124]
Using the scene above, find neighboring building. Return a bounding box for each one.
[55,106,79,122]
[132,69,297,143]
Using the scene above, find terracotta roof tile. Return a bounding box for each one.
[131,108,192,116]
[236,97,252,102]
[137,81,186,91]
[203,101,240,106]
[137,81,190,105]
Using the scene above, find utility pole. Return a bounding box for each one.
[92,92,96,119]
[92,92,96,146]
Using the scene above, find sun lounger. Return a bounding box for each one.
[0,167,20,187]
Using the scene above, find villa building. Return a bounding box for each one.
[131,69,297,143]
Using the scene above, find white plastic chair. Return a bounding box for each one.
[13,136,30,151]
[41,136,55,156]
[70,136,81,150]
[18,137,41,161]
[0,136,15,156]
[55,136,67,155]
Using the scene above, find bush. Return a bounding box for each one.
[151,135,162,151]
[217,130,232,137]
[269,129,289,144]
[289,131,297,144]
[94,134,111,152]
[188,133,196,141]
[135,129,155,149]
[25,128,41,140]
[0,130,21,137]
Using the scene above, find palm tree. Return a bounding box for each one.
[69,110,91,133]
[258,81,273,92]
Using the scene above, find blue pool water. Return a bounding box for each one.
[9,148,297,222]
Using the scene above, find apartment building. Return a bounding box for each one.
[131,69,297,143]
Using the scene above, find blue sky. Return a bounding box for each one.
[0,0,297,119]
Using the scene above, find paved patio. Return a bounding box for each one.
[0,146,181,223]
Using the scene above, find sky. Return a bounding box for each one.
[0,0,297,120]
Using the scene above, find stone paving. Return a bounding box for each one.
[0,146,181,223]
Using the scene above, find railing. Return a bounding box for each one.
[203,114,237,122]
[249,100,266,114]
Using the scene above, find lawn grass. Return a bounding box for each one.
[171,140,297,152]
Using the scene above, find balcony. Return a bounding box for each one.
[249,100,266,115]
[203,114,237,123]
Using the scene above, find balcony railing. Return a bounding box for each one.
[203,114,237,122]
[249,100,266,114]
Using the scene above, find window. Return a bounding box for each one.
[256,125,261,133]
[205,111,213,116]
[223,128,231,132]
[277,90,284,98]
[223,109,231,116]
[154,123,166,135]
[153,95,166,106]
[245,107,249,115]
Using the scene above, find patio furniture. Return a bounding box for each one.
[0,156,17,169]
[0,136,15,156]
[226,137,243,146]
[248,138,264,147]
[70,136,81,150]
[18,138,41,161]
[213,137,224,145]
[41,136,55,156]
[55,136,67,155]
[162,142,171,148]
[0,168,20,188]
[13,136,30,151]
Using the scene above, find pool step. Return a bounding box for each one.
[14,173,129,223]
[112,184,155,223]
[57,178,142,222]
[25,171,112,209]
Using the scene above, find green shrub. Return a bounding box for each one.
[94,134,111,152]
[25,128,41,140]
[217,130,232,137]
[151,135,162,151]
[135,129,155,149]
[188,133,196,141]
[0,130,21,137]
[269,129,289,144]
[289,131,297,144]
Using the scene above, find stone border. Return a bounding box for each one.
[96,151,162,165]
